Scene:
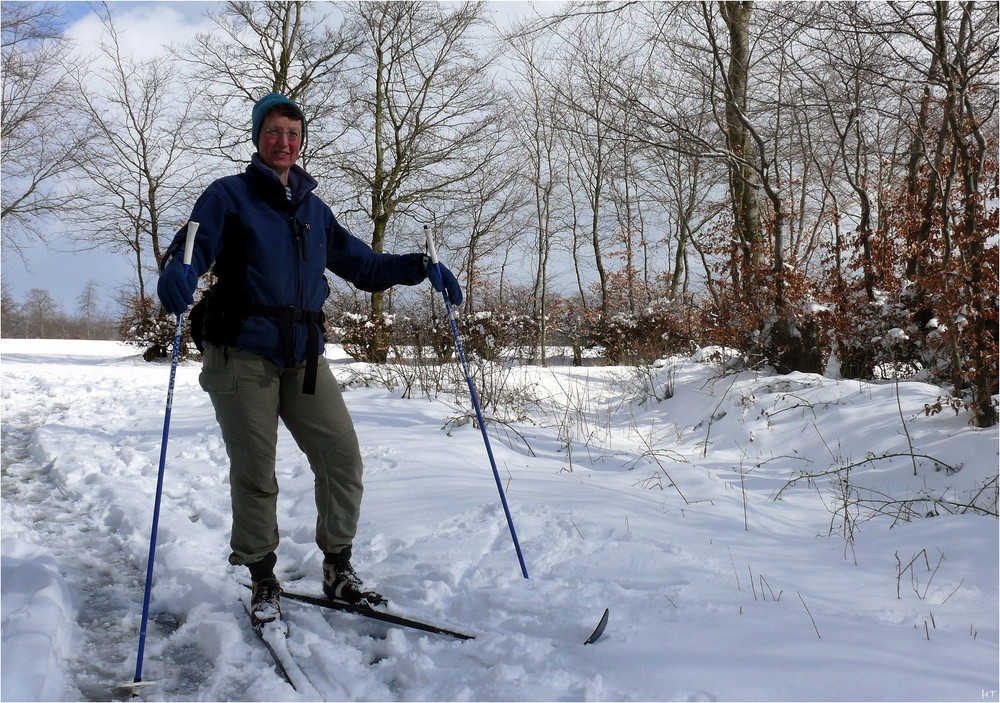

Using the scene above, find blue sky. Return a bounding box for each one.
[56,0,218,27]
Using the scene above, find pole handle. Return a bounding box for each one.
[183,221,199,269]
[423,225,439,265]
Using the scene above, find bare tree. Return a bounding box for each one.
[557,10,639,315]
[21,287,60,338]
[592,3,729,304]
[179,0,360,171]
[425,136,527,314]
[335,0,503,360]
[711,1,764,280]
[606,122,655,315]
[887,1,999,426]
[779,3,905,301]
[1,2,90,256]
[67,7,212,300]
[76,279,102,338]
[504,29,571,359]
[650,145,725,301]
[1,278,24,337]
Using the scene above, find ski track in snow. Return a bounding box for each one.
[2,340,998,702]
[1,363,229,700]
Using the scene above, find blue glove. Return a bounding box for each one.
[156,260,198,315]
[426,261,463,306]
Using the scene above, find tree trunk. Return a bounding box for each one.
[717,0,764,289]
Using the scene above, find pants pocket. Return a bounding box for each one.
[199,370,237,395]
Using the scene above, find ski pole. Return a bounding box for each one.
[122,221,199,690]
[424,225,529,579]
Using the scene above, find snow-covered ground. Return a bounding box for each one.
[2,338,997,702]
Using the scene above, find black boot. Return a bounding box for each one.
[322,549,386,607]
[249,577,284,632]
[246,553,284,632]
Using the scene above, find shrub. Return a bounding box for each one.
[463,310,538,361]
[119,295,192,361]
[330,311,395,363]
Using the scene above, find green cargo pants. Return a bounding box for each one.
[198,346,363,565]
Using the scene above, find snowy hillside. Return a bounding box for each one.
[2,339,997,701]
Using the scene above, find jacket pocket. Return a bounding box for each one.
[199,371,236,395]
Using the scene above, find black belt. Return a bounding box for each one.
[249,305,324,395]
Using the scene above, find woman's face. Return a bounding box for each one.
[258,112,302,182]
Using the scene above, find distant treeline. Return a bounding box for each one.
[1,283,119,340]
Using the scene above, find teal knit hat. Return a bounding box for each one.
[251,93,307,148]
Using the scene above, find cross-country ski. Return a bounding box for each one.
[258,585,476,641]
[584,609,610,645]
[240,596,297,691]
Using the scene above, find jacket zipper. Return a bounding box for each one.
[289,203,304,358]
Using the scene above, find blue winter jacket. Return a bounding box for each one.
[161,154,427,367]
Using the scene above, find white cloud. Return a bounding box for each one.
[65,1,217,63]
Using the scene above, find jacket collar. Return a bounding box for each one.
[249,153,318,204]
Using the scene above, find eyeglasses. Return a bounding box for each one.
[262,127,302,142]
